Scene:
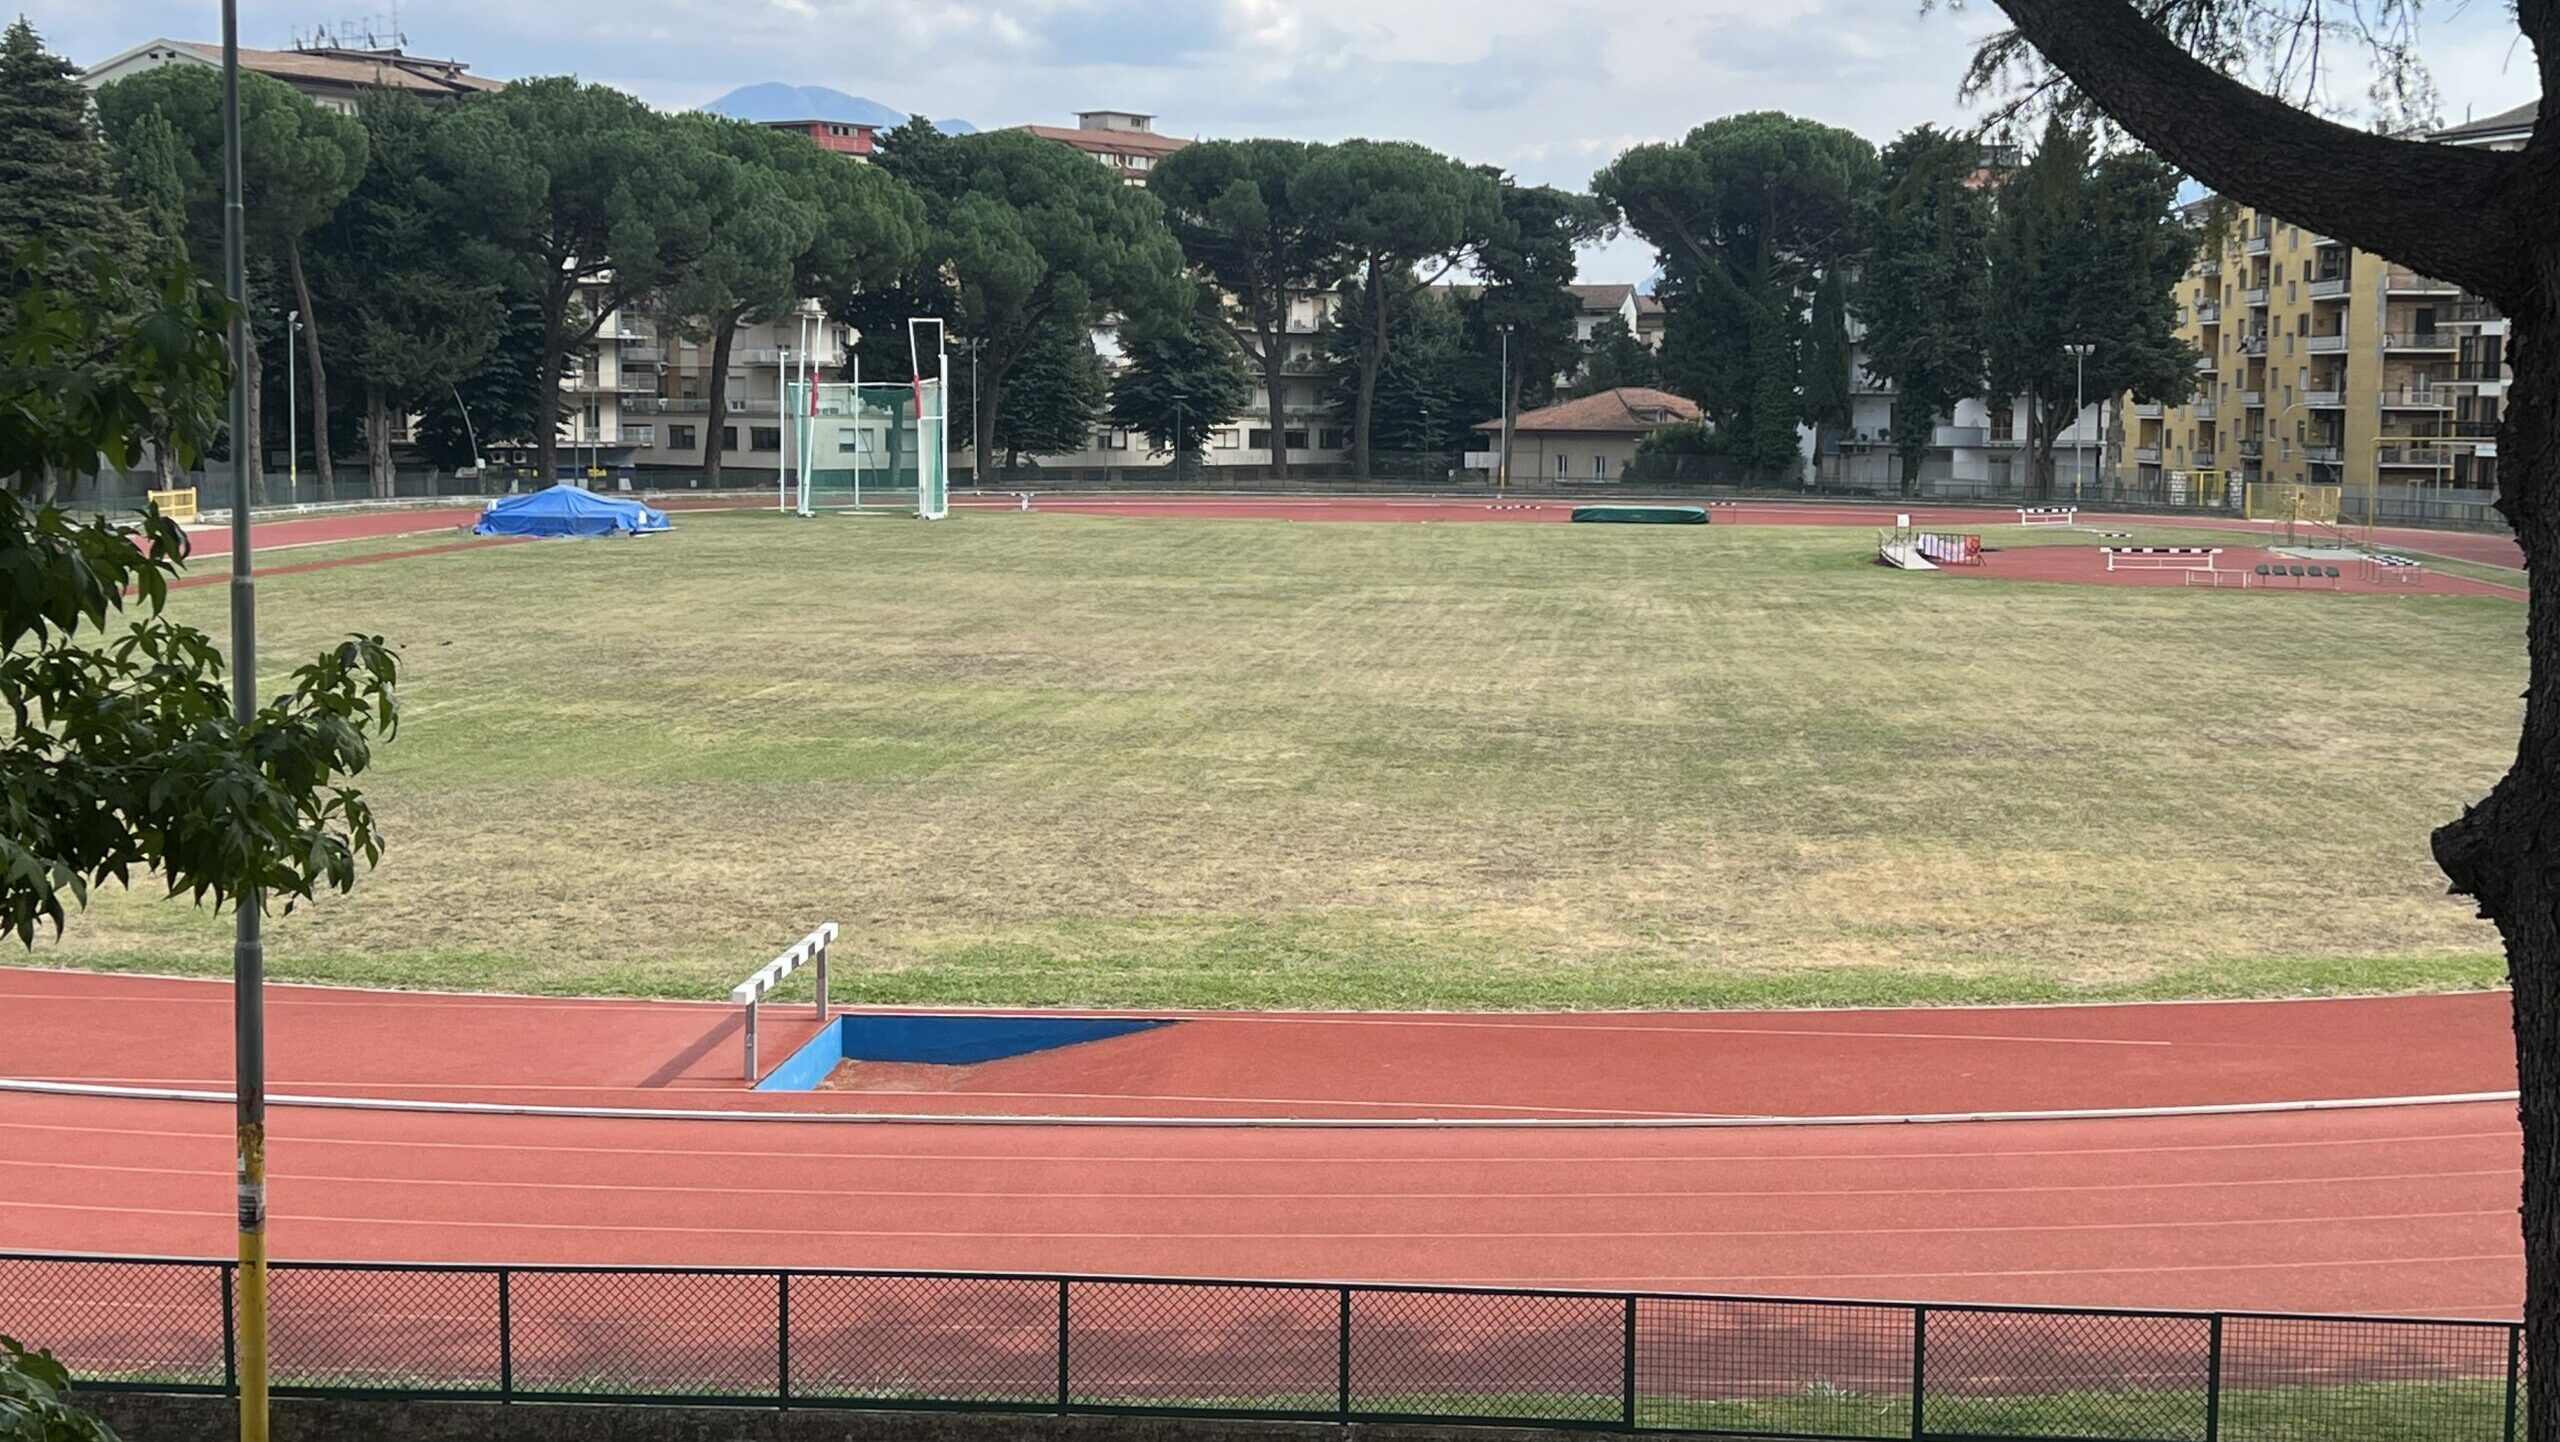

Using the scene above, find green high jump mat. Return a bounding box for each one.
[1569,505,1710,525]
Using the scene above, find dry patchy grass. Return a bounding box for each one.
[35,509,2519,1008]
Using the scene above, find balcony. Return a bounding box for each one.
[1931,424,1987,448]
[615,377,659,395]
[2306,333,2348,353]
[622,346,665,367]
[2451,419,2503,439]
[2242,390,2265,408]
[2198,257,2222,277]
[2191,451,2217,469]
[2237,439,2265,459]
[2303,445,2343,465]
[2385,267,2458,294]
[2384,331,2457,352]
[562,373,606,393]
[643,397,780,416]
[2134,402,2164,419]
[2308,276,2350,300]
[2191,400,2217,422]
[2133,446,2162,464]
[2381,388,2453,408]
[2193,350,2215,370]
[1853,371,1896,395]
[2378,445,2454,466]
[2192,301,2221,324]
[2242,286,2269,306]
[2449,361,2504,385]
[2239,333,2269,355]
[2445,299,2502,326]
[2245,232,2270,256]
[2305,390,2345,408]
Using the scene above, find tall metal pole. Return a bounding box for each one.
[220,3,269,1440]
[1498,325,1513,494]
[1172,392,1186,483]
[286,312,298,502]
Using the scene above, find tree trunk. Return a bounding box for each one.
[701,311,741,490]
[242,324,264,507]
[1258,320,1291,481]
[285,240,335,495]
[2432,269,2560,1442]
[150,430,181,490]
[533,279,572,485]
[364,385,395,499]
[976,355,1010,484]
[1353,267,1385,480]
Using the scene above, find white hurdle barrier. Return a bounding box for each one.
[2017,507,2077,528]
[730,921,840,1082]
[2102,545,2222,573]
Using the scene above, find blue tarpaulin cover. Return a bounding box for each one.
[473,485,672,538]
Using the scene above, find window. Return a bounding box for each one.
[669,424,697,451]
[2286,281,2298,303]
[1249,427,1273,450]
[1283,429,1309,451]
[1212,429,1241,450]
[1098,429,1130,450]
[1591,454,1608,480]
[624,425,654,448]
[1554,453,1569,479]
[751,426,783,451]
[721,426,740,452]
[1318,428,1345,450]
[583,401,600,431]
[837,428,870,454]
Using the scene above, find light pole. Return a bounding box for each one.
[218,4,270,1439]
[1171,392,1187,483]
[1497,324,1515,493]
[285,310,301,500]
[449,384,484,480]
[2063,343,2095,505]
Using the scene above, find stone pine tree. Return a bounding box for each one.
[96,66,368,497]
[305,90,507,497]
[111,109,197,489]
[1981,118,2196,502]
[1857,126,1991,495]
[1148,139,1349,481]
[924,130,1183,480]
[1568,315,1659,397]
[980,317,1108,469]
[1292,141,1498,478]
[1595,112,1877,481]
[1956,1,2554,1419]
[1321,286,1470,463]
[428,78,731,482]
[1462,176,1609,447]
[1109,297,1252,478]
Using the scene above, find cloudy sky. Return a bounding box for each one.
[41,0,2543,283]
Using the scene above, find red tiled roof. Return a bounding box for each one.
[1017,124,1191,159]
[170,42,502,96]
[1476,387,1700,434]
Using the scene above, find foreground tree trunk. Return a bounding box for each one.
[975,352,1013,485]
[700,313,741,490]
[1972,2,2557,1436]
[2435,277,2560,1442]
[1353,270,1387,480]
[286,240,336,495]
[363,385,395,499]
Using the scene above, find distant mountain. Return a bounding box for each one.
[702,83,974,133]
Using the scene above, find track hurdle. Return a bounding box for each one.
[2364,552,2424,585]
[1916,532,1982,566]
[2017,506,2077,528]
[2102,545,2222,576]
[729,921,839,1082]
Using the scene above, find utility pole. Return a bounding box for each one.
[220,4,270,1439]
[285,311,300,500]
[1497,324,1515,494]
[1172,392,1187,484]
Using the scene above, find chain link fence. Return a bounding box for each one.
[0,1253,2526,1439]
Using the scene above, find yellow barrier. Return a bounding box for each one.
[146,487,200,522]
[2244,482,2340,524]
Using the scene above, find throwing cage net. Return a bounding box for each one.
[784,379,949,519]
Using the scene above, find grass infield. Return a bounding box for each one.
[39,508,2517,1009]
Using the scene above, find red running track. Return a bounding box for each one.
[0,970,2524,1314]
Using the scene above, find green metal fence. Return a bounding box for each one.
[0,1253,2525,1440]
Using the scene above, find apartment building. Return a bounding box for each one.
[82,34,501,111]
[759,119,877,157]
[619,305,856,478]
[1015,111,1188,184]
[1823,322,2107,495]
[2124,205,2504,505]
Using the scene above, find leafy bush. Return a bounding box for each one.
[1,1337,120,1442]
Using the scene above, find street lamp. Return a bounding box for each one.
[286,310,301,500]
[1171,392,1187,483]
[2063,343,2095,505]
[1497,323,1515,493]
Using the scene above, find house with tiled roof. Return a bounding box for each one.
[1470,387,1700,484]
[1016,111,1190,185]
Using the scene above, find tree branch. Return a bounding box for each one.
[1986,0,2533,301]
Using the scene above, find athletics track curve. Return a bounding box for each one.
[0,970,2524,1317]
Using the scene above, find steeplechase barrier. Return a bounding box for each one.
[729,921,838,1081]
[2365,553,2424,585]
[146,487,199,523]
[2,1252,2526,1440]
[2017,506,2077,528]
[1916,532,1981,567]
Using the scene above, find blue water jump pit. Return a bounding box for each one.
[756,1013,1171,1091]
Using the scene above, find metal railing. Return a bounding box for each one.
[0,1253,2526,1441]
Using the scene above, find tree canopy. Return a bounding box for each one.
[1856,125,1992,493]
[1596,112,1877,479]
[1109,298,1252,473]
[0,20,136,270]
